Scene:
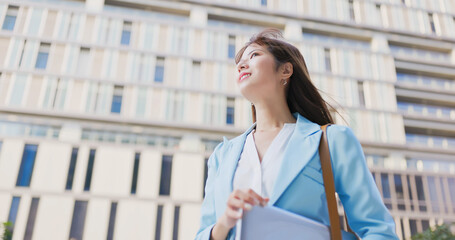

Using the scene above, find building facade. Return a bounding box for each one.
[0,0,454,239]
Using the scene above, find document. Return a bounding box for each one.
[240,206,357,240]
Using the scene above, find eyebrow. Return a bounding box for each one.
[246,49,263,56]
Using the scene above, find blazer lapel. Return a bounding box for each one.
[214,123,257,218]
[268,113,322,205]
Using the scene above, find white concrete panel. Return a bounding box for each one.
[114,200,156,239]
[32,196,73,240]
[12,194,31,240]
[71,146,90,193]
[171,153,204,201]
[161,204,175,240]
[0,193,11,222]
[136,150,161,198]
[31,142,72,192]
[179,204,202,240]
[0,140,24,189]
[91,146,134,196]
[83,198,110,240]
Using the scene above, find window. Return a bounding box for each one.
[130,152,140,194]
[155,205,163,240]
[121,21,132,45]
[427,176,440,213]
[9,74,27,106]
[76,47,90,75]
[106,202,117,240]
[261,0,267,6]
[7,196,20,238]
[406,175,414,211]
[110,85,123,114]
[192,61,201,87]
[173,206,180,240]
[428,13,436,34]
[83,149,96,191]
[324,48,331,72]
[228,35,236,58]
[2,5,19,31]
[376,4,383,26]
[226,97,235,125]
[159,155,173,196]
[18,40,27,67]
[66,148,79,190]
[380,173,391,209]
[35,43,51,69]
[16,144,38,187]
[448,178,455,213]
[348,0,355,21]
[357,81,365,107]
[154,57,165,83]
[69,200,88,240]
[24,197,39,240]
[394,174,405,210]
[415,176,427,211]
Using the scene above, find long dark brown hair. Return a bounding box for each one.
[235,28,339,126]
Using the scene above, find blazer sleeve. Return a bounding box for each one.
[195,142,224,240]
[327,125,399,240]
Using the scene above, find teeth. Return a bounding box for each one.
[241,74,251,81]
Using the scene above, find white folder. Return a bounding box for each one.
[240,206,357,240]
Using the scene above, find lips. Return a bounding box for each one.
[238,72,251,82]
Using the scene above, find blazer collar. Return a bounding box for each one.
[214,112,322,217]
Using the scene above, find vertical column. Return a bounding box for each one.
[450,47,455,65]
[371,34,390,54]
[190,7,207,27]
[284,21,303,42]
[86,0,105,12]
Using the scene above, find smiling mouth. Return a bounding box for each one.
[239,73,251,82]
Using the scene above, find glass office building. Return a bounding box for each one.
[0,0,454,239]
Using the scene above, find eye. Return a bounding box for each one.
[250,52,259,59]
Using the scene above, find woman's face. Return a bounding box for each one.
[235,43,283,103]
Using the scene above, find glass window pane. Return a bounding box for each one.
[83,149,96,191]
[69,200,88,240]
[173,206,180,240]
[130,153,140,194]
[106,202,117,240]
[16,144,38,187]
[159,155,173,196]
[66,148,79,190]
[2,15,16,30]
[7,196,21,235]
[35,43,51,69]
[427,176,440,213]
[24,197,39,240]
[155,205,163,240]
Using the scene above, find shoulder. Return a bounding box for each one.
[325,124,363,155]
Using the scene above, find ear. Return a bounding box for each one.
[280,62,293,80]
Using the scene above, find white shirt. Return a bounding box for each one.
[233,123,296,239]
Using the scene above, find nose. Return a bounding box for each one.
[236,61,248,73]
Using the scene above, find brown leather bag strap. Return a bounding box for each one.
[319,124,342,240]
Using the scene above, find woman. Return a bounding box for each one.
[195,29,398,240]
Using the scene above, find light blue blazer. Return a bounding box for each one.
[196,112,398,239]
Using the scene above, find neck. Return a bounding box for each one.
[253,99,296,132]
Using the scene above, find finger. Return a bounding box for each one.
[225,206,243,220]
[233,189,262,206]
[246,189,268,206]
[228,196,253,211]
[227,196,244,210]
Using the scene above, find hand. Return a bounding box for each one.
[218,189,269,229]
